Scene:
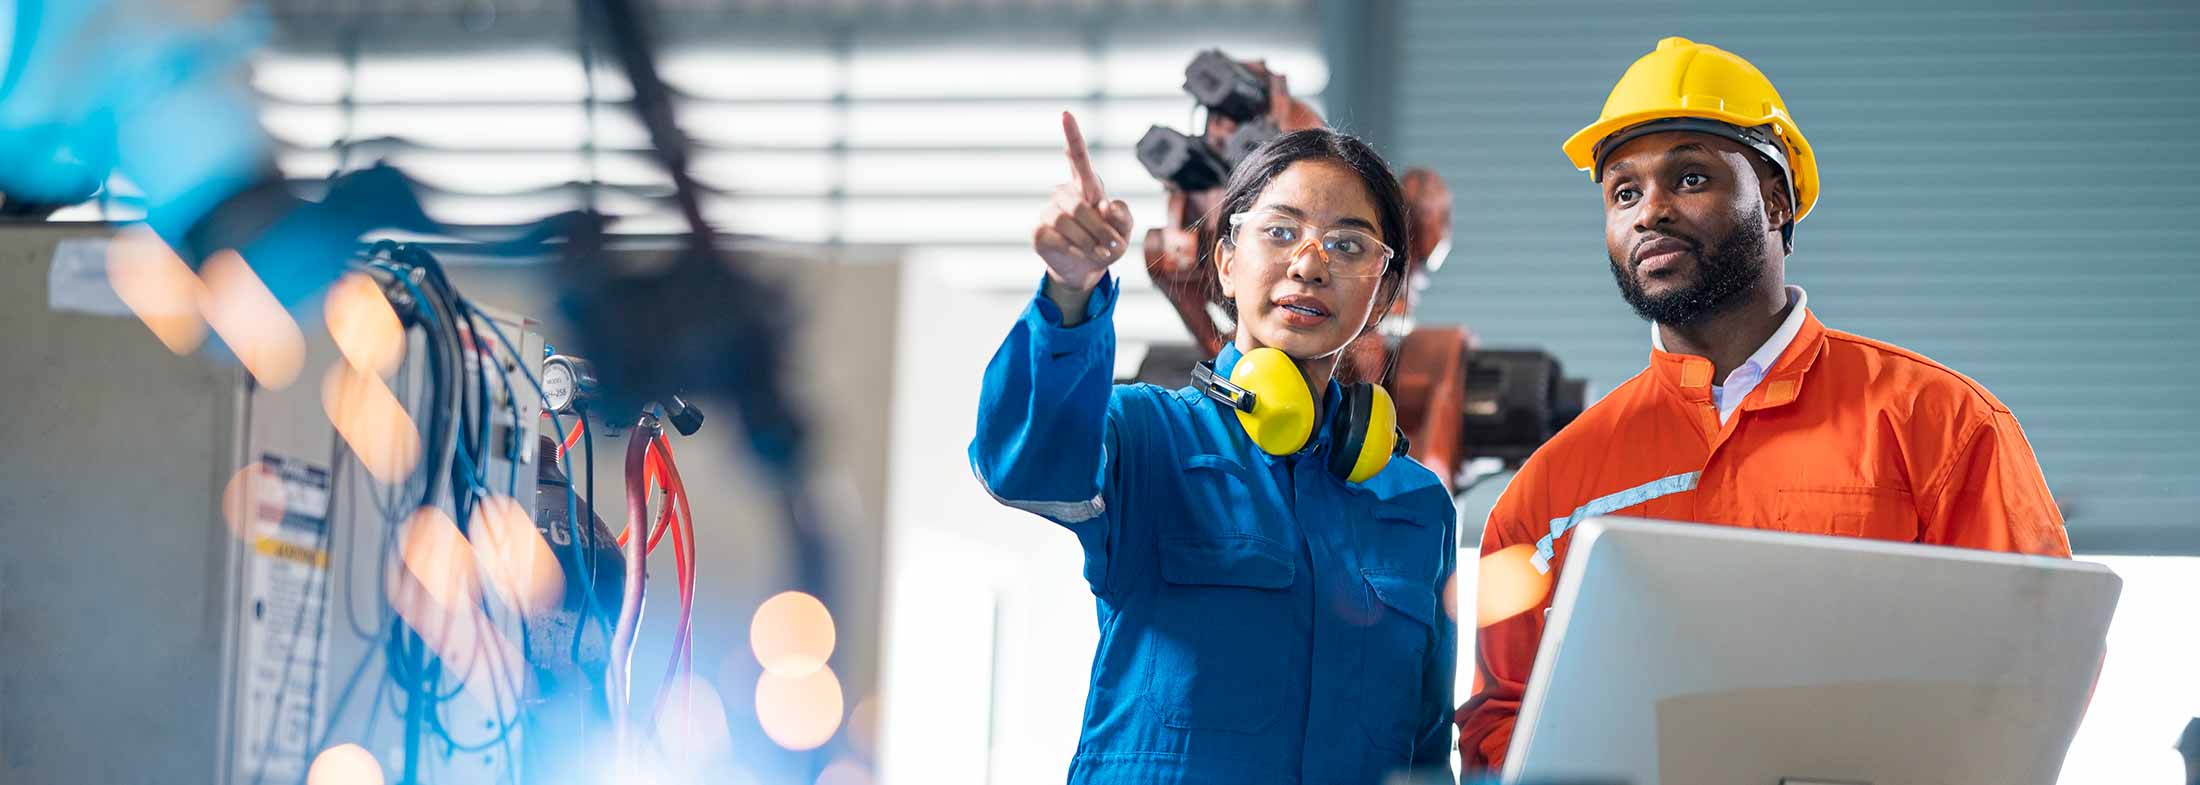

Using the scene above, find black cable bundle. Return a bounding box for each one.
[561,0,835,604]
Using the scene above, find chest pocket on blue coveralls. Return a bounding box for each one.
[1144,454,1295,733]
[1357,508,1438,750]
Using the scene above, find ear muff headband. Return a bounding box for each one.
[1190,359,1255,413]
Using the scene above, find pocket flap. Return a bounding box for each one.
[1777,486,1918,540]
[1371,500,1432,527]
[1371,486,1450,527]
[1185,454,1244,474]
[1160,534,1294,589]
[1364,570,1437,628]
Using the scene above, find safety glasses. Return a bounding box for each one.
[1226,208,1395,279]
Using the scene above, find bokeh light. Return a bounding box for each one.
[814,759,872,785]
[387,546,525,719]
[755,664,844,751]
[447,619,527,719]
[388,507,526,718]
[1443,571,1461,622]
[325,272,405,376]
[751,591,835,676]
[398,507,481,616]
[220,461,283,542]
[614,754,680,785]
[1476,543,1553,629]
[306,743,385,785]
[104,227,207,354]
[321,362,422,484]
[652,674,733,763]
[470,495,563,616]
[199,249,305,389]
[846,695,881,760]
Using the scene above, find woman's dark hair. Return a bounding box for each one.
[1200,128,1412,331]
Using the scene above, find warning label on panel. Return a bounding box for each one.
[233,453,332,785]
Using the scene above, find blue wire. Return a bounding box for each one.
[472,303,613,641]
[470,306,548,425]
[463,306,526,495]
[343,249,529,781]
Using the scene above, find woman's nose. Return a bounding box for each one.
[1285,238,1328,284]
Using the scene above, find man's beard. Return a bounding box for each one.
[1609,210,1769,327]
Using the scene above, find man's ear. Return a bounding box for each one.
[1761,171,1795,231]
[1215,238,1235,300]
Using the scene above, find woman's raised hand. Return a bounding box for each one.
[1034,112,1134,293]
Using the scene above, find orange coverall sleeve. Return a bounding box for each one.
[1454,468,1547,772]
[1917,408,2073,558]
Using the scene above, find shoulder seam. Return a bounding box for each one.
[1916,410,1991,523]
[1821,329,2011,414]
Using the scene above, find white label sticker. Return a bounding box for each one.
[233,453,333,785]
[46,236,132,317]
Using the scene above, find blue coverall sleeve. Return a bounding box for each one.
[969,273,1127,591]
[1414,527,1461,782]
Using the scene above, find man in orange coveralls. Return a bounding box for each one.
[1453,37,2076,771]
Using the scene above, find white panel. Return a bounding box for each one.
[1100,29,1328,97]
[677,103,843,147]
[2059,556,2200,784]
[348,105,590,148]
[350,50,586,102]
[844,150,1066,194]
[252,53,348,103]
[840,198,1033,245]
[849,31,1094,98]
[388,151,594,192]
[661,43,842,100]
[258,104,347,148]
[690,151,838,195]
[845,102,1068,148]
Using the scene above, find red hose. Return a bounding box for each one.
[558,419,584,459]
[607,423,656,745]
[648,431,699,716]
[615,440,679,555]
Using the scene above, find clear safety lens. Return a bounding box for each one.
[1229,209,1393,278]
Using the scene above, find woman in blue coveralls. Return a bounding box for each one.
[970,112,1458,784]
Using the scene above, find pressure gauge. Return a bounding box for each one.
[541,354,597,414]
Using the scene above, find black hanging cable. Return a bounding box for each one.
[576,4,603,216]
[580,0,709,241]
[571,0,831,604]
[377,244,464,785]
[582,413,599,622]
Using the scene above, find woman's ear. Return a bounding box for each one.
[1214,238,1235,300]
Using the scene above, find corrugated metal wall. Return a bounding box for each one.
[1396,1,2200,553]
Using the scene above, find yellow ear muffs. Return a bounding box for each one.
[1327,382,1399,484]
[1191,347,1316,455]
[1191,347,1406,484]
[1229,347,1317,454]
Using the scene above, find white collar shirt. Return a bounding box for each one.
[1652,285,1810,425]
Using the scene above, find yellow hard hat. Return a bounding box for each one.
[1564,37,1820,226]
